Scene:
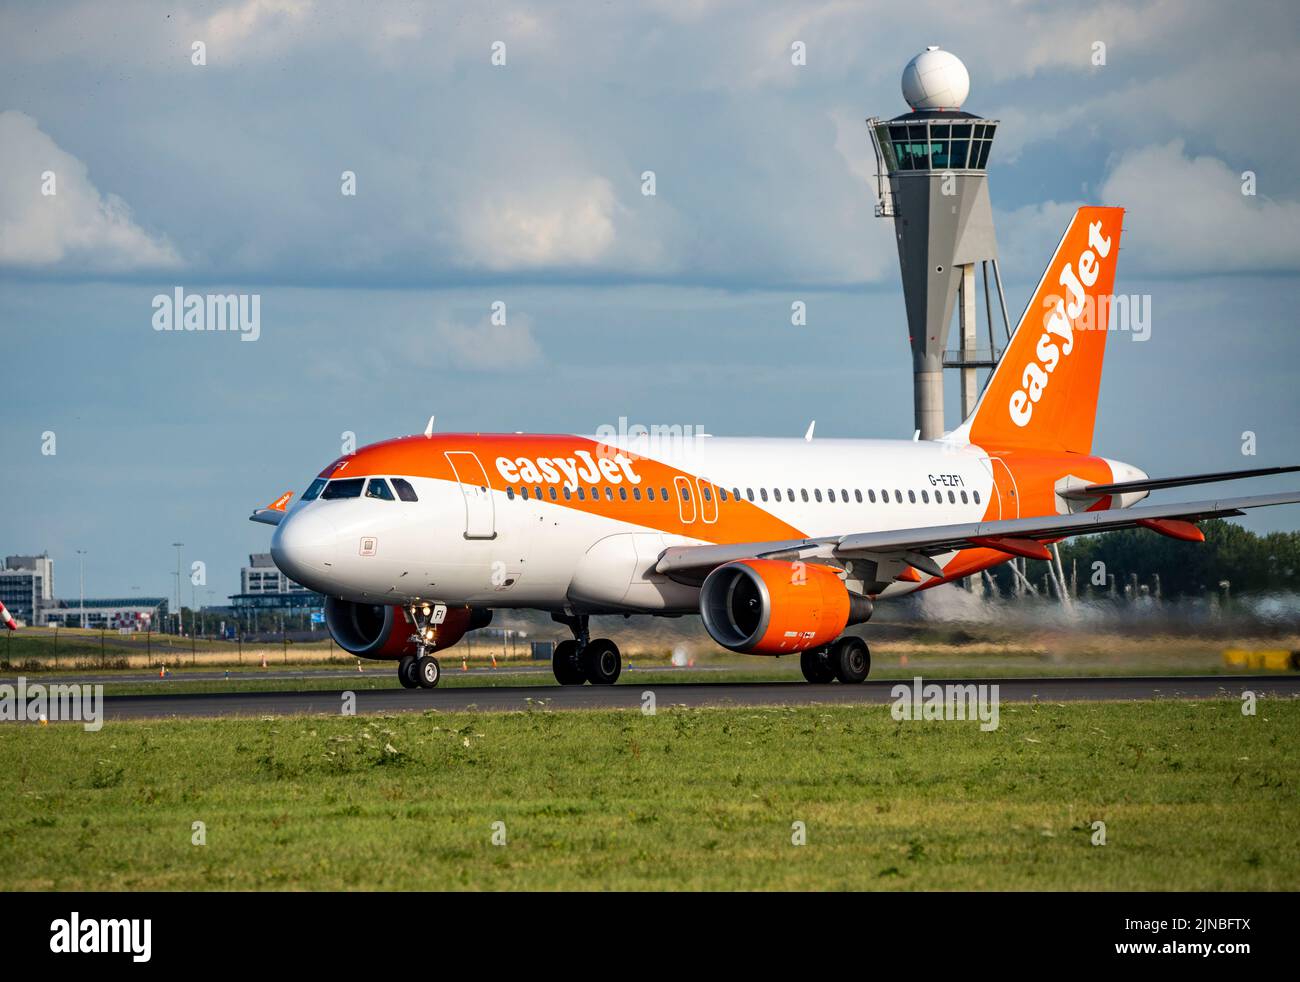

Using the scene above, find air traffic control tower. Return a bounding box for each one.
[867,47,1012,440]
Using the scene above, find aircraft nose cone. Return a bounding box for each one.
[270,508,338,591]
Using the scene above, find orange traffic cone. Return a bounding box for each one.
[900,654,909,667]
[159,665,165,679]
[491,652,498,669]
[260,652,267,670]
[461,656,468,671]
[357,660,363,673]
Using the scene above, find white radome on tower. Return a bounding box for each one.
[901,46,970,111]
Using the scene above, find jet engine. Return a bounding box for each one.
[699,559,872,655]
[324,598,492,660]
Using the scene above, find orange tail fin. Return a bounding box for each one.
[956,206,1124,454]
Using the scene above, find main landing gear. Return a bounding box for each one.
[800,636,871,684]
[550,612,621,685]
[398,603,444,689]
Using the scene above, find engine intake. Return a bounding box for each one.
[324,598,491,660]
[699,559,871,655]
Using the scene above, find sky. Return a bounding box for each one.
[3,0,1300,604]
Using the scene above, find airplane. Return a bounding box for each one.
[252,206,1300,689]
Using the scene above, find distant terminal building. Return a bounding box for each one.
[229,553,324,611]
[42,597,169,630]
[0,554,54,626]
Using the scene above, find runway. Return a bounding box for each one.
[71,674,1300,721]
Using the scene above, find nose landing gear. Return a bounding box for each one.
[399,603,445,689]
[550,612,621,685]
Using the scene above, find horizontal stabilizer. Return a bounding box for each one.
[1060,465,1300,500]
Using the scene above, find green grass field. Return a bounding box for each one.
[2,699,1296,890]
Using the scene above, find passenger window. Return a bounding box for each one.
[564,487,573,500]
[973,490,981,505]
[719,488,728,502]
[801,489,809,502]
[391,478,419,502]
[703,486,713,502]
[322,478,365,499]
[760,488,769,502]
[619,487,628,501]
[661,487,669,501]
[633,487,642,501]
[894,490,903,503]
[521,487,530,500]
[814,489,823,502]
[506,487,516,500]
[868,489,876,503]
[577,488,586,501]
[908,490,916,503]
[854,490,863,503]
[786,488,794,501]
[840,489,849,502]
[732,488,741,501]
[826,489,835,502]
[948,490,956,504]
[960,490,968,504]
[746,488,755,502]
[681,485,691,502]
[772,488,780,502]
[366,478,396,501]
[549,487,558,501]
[921,490,929,503]
[534,486,543,499]
[302,478,327,501]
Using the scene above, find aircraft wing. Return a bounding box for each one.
[654,491,1300,577]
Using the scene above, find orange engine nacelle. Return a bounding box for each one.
[324,598,491,660]
[699,559,872,655]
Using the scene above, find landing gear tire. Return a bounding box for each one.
[416,655,441,689]
[800,646,836,684]
[398,656,420,689]
[552,639,586,685]
[830,636,870,684]
[582,638,621,685]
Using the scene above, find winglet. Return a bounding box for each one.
[250,490,294,526]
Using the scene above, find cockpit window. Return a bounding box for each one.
[391,478,419,502]
[321,478,364,499]
[365,478,395,501]
[302,478,327,502]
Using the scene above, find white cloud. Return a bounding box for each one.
[0,111,180,271]
[455,176,631,271]
[1099,141,1300,275]
[989,142,1300,282]
[201,0,314,48]
[431,313,544,372]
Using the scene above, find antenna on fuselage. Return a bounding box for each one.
[424,415,435,438]
[804,420,816,442]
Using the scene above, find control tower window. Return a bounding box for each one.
[391,478,419,502]
[302,478,326,502]
[321,478,364,499]
[365,478,395,501]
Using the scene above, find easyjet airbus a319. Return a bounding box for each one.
[253,207,1299,689]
